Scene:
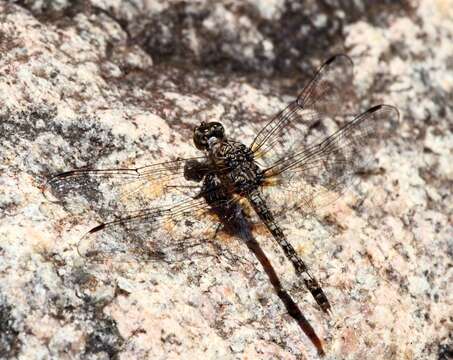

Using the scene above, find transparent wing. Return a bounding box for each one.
[76,195,240,264]
[43,157,206,215]
[43,156,239,263]
[250,54,355,166]
[261,105,400,218]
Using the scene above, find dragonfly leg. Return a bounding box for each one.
[184,159,209,182]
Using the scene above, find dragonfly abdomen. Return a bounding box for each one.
[248,190,307,270]
[248,189,332,314]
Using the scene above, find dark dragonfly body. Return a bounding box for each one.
[185,121,331,313]
[44,54,399,355]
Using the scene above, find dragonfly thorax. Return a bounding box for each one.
[209,140,252,165]
[209,140,263,196]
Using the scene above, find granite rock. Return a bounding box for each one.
[0,1,451,359]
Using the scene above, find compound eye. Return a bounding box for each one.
[213,123,225,138]
[193,127,209,150]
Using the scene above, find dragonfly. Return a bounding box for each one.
[44,54,399,355]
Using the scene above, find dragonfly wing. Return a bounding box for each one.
[261,105,400,217]
[43,156,206,216]
[77,196,239,264]
[250,54,355,167]
[43,156,239,263]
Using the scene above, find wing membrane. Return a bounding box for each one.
[77,195,239,264]
[262,105,400,217]
[43,156,239,263]
[251,54,355,166]
[43,156,206,215]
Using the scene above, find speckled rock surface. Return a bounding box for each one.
[0,1,451,359]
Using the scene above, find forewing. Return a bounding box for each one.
[43,156,233,263]
[261,105,400,217]
[43,157,205,216]
[250,54,355,166]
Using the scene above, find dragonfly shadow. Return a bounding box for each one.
[210,202,326,356]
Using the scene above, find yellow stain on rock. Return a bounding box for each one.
[142,175,170,199]
[435,0,453,19]
[28,227,53,253]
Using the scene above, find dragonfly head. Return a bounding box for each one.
[193,121,225,150]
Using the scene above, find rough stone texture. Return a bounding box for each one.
[0,1,451,359]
